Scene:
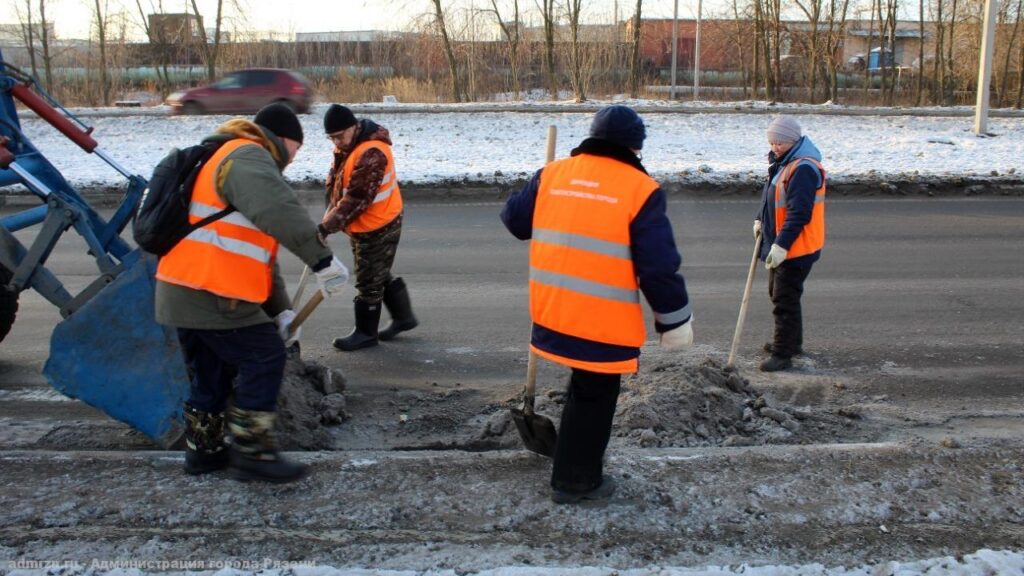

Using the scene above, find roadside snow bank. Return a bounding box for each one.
[13,111,1024,192]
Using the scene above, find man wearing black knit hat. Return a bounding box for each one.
[156,102,349,483]
[319,103,418,351]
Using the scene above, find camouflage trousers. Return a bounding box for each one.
[350,214,403,304]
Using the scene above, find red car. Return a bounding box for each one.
[166,68,313,115]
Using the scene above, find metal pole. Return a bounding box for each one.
[671,0,679,99]
[973,0,998,135]
[694,0,703,100]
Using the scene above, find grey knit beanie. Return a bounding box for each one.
[766,115,802,144]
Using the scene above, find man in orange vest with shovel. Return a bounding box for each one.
[502,105,693,504]
[156,103,349,483]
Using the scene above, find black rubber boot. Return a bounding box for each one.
[227,407,306,484]
[333,300,381,351]
[759,355,794,372]
[183,405,229,475]
[378,277,418,341]
[763,342,804,356]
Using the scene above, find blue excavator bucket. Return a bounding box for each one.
[2,49,190,448]
[43,250,189,448]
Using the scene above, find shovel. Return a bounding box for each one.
[726,232,762,371]
[511,350,558,457]
[511,125,559,457]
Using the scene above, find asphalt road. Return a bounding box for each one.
[1,195,1022,449]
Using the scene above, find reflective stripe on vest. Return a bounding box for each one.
[343,141,403,233]
[530,154,659,363]
[156,138,280,303]
[774,157,826,259]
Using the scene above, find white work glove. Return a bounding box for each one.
[764,244,788,270]
[753,219,762,238]
[315,256,349,296]
[659,318,694,351]
[274,309,301,347]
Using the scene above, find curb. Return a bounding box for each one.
[2,177,1022,209]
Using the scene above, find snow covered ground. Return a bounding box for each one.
[11,101,1024,191]
[4,548,1024,575]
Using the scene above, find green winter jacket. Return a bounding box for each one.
[155,121,332,330]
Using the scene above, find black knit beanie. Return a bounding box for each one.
[589,105,646,151]
[254,103,304,144]
[324,104,357,133]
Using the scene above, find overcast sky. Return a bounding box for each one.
[7,0,748,41]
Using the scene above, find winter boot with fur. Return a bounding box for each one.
[333,299,381,351]
[227,407,306,483]
[378,277,418,341]
[183,404,230,475]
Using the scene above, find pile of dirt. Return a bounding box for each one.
[275,355,348,450]
[473,357,866,450]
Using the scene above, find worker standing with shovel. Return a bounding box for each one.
[754,115,827,372]
[155,104,349,483]
[501,105,693,504]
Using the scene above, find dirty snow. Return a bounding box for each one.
[3,548,1023,574]
[11,101,1024,192]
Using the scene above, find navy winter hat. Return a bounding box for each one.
[589,105,646,150]
[254,103,303,144]
[324,104,358,133]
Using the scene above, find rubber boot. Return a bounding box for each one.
[183,405,229,475]
[333,300,381,351]
[227,407,306,483]
[378,277,418,341]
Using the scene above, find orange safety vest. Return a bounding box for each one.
[342,140,403,234]
[774,157,826,259]
[529,154,659,374]
[156,138,280,303]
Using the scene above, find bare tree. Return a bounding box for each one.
[628,0,642,98]
[38,0,53,92]
[764,0,782,100]
[916,0,925,104]
[189,0,225,83]
[488,0,523,100]
[537,0,559,99]
[934,0,946,103]
[945,0,958,104]
[566,0,586,101]
[863,0,875,100]
[13,0,39,79]
[731,0,751,98]
[430,0,462,102]
[134,0,173,96]
[823,0,849,102]
[1018,5,1024,107]
[93,0,111,105]
[885,0,897,104]
[794,0,823,101]
[998,0,1022,106]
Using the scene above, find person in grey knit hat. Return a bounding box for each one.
[753,114,827,372]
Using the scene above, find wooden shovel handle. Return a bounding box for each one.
[289,290,324,335]
[726,233,762,368]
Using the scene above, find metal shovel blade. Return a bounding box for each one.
[511,350,557,457]
[511,403,558,458]
[43,251,189,448]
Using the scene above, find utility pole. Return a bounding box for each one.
[671,0,679,99]
[974,0,997,134]
[694,0,703,100]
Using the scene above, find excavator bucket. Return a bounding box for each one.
[43,250,190,449]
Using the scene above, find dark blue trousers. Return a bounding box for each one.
[177,323,286,413]
[551,368,622,493]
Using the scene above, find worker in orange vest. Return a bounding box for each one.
[319,104,418,351]
[156,103,349,483]
[501,105,693,504]
[754,115,826,372]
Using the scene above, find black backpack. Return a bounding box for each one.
[133,141,235,256]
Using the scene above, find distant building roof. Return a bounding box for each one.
[295,30,409,42]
